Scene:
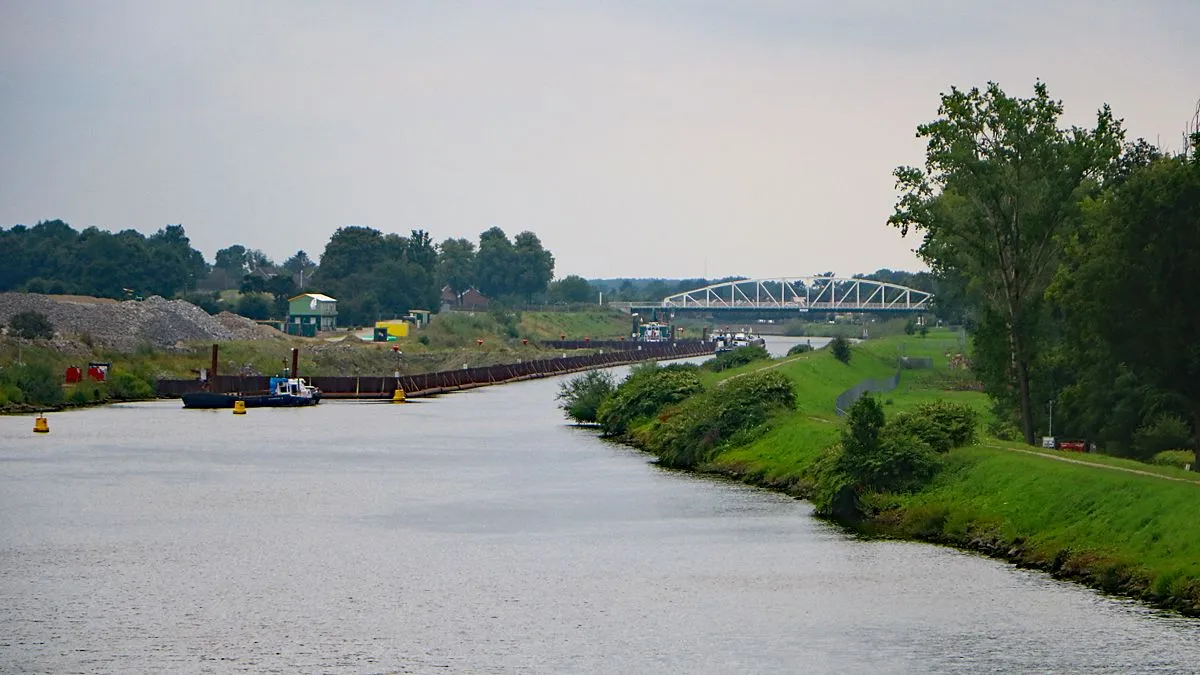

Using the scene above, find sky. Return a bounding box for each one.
[2,1,1197,280]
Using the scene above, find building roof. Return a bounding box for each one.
[289,292,337,302]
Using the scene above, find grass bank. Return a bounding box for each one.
[617,328,1200,615]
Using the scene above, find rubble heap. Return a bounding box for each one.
[0,293,280,351]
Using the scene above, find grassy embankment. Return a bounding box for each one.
[637,328,1200,614]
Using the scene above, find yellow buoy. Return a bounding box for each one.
[232,400,247,415]
[392,388,406,403]
[33,415,49,433]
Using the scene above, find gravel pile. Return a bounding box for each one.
[0,293,280,351]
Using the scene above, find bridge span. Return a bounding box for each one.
[627,276,933,317]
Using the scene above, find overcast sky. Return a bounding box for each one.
[2,1,1197,280]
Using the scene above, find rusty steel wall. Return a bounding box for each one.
[155,341,714,399]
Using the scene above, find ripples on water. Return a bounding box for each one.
[2,356,1199,673]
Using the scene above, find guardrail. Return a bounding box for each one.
[155,341,714,400]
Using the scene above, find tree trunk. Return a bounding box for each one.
[1193,407,1200,472]
[1012,330,1036,445]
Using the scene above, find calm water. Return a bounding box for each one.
[3,354,1199,673]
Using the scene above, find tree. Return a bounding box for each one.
[831,335,851,364]
[437,238,476,296]
[235,293,271,320]
[548,275,594,304]
[474,227,517,299]
[557,370,616,424]
[281,250,317,286]
[1054,141,1200,469]
[513,231,555,302]
[8,310,55,339]
[889,81,1122,444]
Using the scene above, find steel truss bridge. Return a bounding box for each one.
[629,277,933,316]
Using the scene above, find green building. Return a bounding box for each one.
[286,293,338,337]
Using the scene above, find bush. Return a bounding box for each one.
[596,363,704,437]
[7,310,56,339]
[812,394,941,519]
[645,370,796,469]
[782,320,806,337]
[235,293,271,320]
[557,370,616,424]
[1132,413,1193,461]
[904,318,917,335]
[703,345,770,372]
[417,334,430,346]
[182,291,222,315]
[0,362,63,406]
[106,370,154,400]
[787,342,814,356]
[886,400,978,453]
[1150,450,1196,470]
[830,335,851,364]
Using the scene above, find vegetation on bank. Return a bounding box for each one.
[559,330,1200,615]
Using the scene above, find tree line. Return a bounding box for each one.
[0,221,558,326]
[892,80,1199,467]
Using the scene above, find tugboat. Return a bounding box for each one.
[182,377,321,409]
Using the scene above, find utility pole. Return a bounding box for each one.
[1049,399,1054,437]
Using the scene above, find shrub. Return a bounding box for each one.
[106,370,154,400]
[782,320,806,337]
[557,370,616,424]
[904,318,917,335]
[0,362,63,406]
[8,310,56,339]
[1132,414,1193,461]
[830,335,851,364]
[786,342,814,356]
[886,400,978,453]
[812,394,941,519]
[182,291,222,315]
[645,370,796,469]
[596,363,704,437]
[417,334,430,346]
[703,345,770,372]
[235,293,271,320]
[1150,450,1196,470]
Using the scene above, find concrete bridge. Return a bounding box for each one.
[627,276,933,318]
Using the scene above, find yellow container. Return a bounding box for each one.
[233,400,247,415]
[392,388,407,403]
[33,416,49,433]
[375,320,410,338]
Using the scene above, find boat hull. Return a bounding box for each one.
[182,391,320,409]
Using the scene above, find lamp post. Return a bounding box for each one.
[392,346,402,379]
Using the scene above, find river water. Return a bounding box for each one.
[3,344,1199,673]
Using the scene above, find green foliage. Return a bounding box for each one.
[490,309,521,339]
[782,320,806,337]
[7,310,55,339]
[437,238,476,296]
[417,334,430,346]
[1132,414,1193,462]
[831,335,851,364]
[596,363,704,437]
[182,291,221,315]
[1150,450,1195,470]
[105,370,154,400]
[0,362,63,406]
[904,318,917,335]
[0,220,207,298]
[557,370,616,424]
[886,400,978,453]
[548,275,595,304]
[703,345,770,372]
[890,80,1123,444]
[812,394,941,518]
[235,293,271,320]
[313,226,441,326]
[786,342,813,356]
[644,370,796,469]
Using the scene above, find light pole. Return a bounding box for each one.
[1048,399,1054,437]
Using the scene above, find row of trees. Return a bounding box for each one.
[0,221,207,298]
[0,220,560,325]
[892,80,1199,465]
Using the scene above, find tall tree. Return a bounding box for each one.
[1054,140,1200,469]
[548,275,594,303]
[437,237,476,297]
[474,227,517,299]
[513,231,554,302]
[889,81,1122,444]
[281,250,317,286]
